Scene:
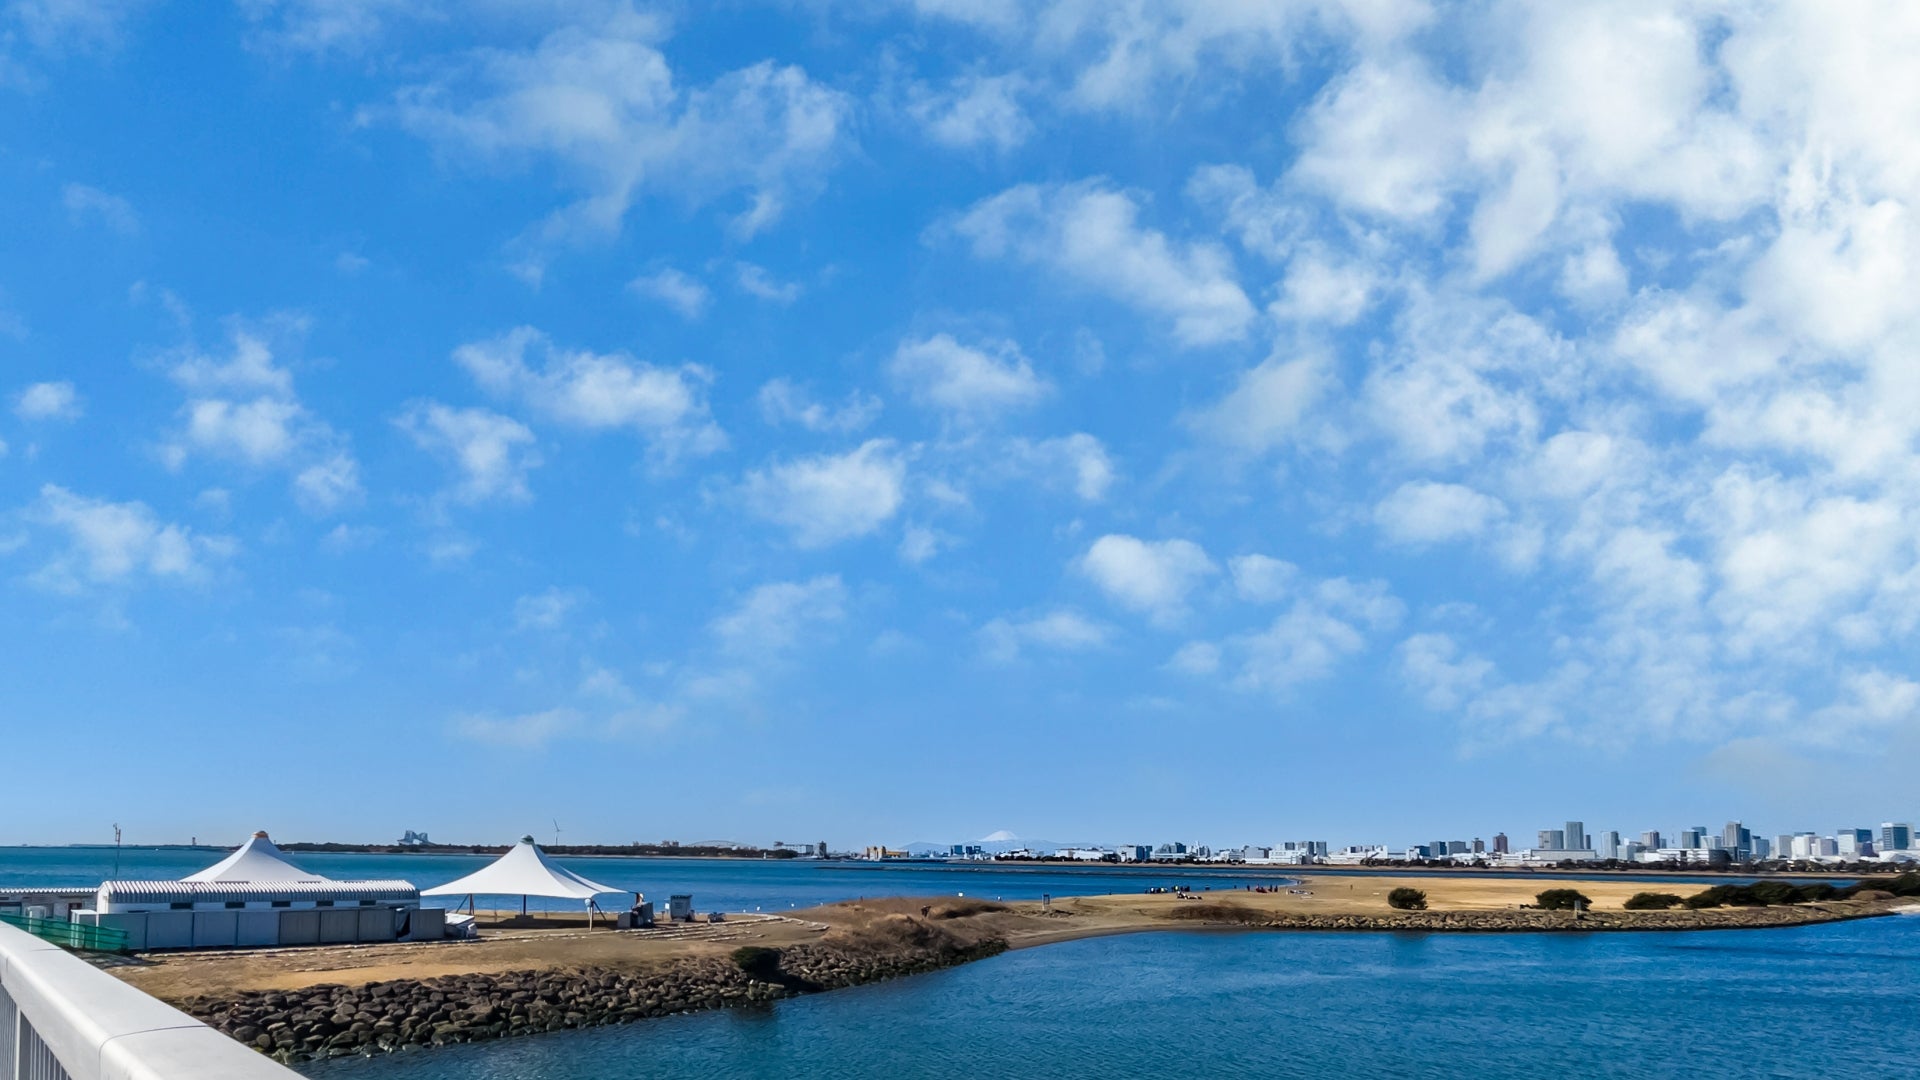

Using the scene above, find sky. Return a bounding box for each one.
[2,0,1917,850]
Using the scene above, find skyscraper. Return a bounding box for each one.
[1596,831,1620,860]
[1564,821,1587,851]
[1882,823,1914,852]
[1492,833,1509,854]
[1539,829,1565,850]
[1640,830,1662,849]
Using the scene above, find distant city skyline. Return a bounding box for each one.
[4,4,1918,845]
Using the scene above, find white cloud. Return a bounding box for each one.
[292,452,362,515]
[734,262,801,303]
[897,523,942,565]
[61,183,138,233]
[396,402,540,505]
[160,329,361,514]
[450,707,577,749]
[888,334,1049,421]
[179,398,304,465]
[1360,296,1561,465]
[1166,640,1221,675]
[453,326,722,461]
[166,329,292,396]
[711,575,847,653]
[628,267,710,319]
[979,608,1112,663]
[757,378,882,434]
[1397,632,1496,712]
[5,0,148,53]
[1229,554,1297,603]
[1806,668,1920,747]
[1004,433,1114,502]
[907,72,1030,152]
[1077,534,1216,619]
[1226,577,1404,694]
[906,2,1428,113]
[515,586,586,631]
[1374,481,1508,545]
[1187,352,1329,454]
[387,8,849,252]
[14,380,81,422]
[25,484,232,592]
[236,0,415,53]
[742,439,907,548]
[949,180,1256,346]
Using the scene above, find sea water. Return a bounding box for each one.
[299,916,1920,1079]
[8,848,1910,1077]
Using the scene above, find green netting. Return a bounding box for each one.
[0,912,130,953]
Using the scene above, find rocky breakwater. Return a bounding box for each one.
[1167,897,1898,933]
[183,931,1006,1064]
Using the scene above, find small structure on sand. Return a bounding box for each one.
[422,836,625,926]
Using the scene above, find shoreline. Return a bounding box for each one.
[118,879,1910,1065]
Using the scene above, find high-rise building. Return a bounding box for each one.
[1596,831,1621,860]
[1538,829,1565,850]
[1492,833,1509,854]
[1882,823,1914,852]
[1722,821,1744,852]
[1679,828,1703,849]
[1774,834,1794,859]
[1751,837,1770,859]
[1838,829,1874,857]
[1640,830,1662,849]
[1472,838,1486,854]
[1564,821,1587,851]
[1431,840,1449,860]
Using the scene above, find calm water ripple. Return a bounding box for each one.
[301,918,1920,1080]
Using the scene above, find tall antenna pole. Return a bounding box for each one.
[112,823,122,877]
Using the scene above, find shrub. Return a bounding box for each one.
[731,946,784,979]
[1623,892,1683,911]
[1534,889,1592,911]
[1387,887,1428,911]
[1684,886,1730,909]
[1793,883,1837,903]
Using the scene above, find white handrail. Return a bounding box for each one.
[0,920,299,1080]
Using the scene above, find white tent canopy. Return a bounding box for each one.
[422,836,622,905]
[183,831,329,884]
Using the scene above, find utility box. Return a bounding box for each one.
[407,907,447,941]
[668,895,693,922]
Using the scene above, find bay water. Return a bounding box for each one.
[7,848,1913,1077]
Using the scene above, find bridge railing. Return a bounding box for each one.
[0,919,300,1080]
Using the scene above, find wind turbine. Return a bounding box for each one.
[553,819,563,849]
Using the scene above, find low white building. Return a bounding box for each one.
[79,831,432,950]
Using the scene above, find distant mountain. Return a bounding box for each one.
[900,837,1095,856]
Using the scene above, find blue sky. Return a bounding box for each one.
[2,1,1916,849]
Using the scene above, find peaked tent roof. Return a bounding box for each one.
[183,831,330,884]
[421,836,622,902]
